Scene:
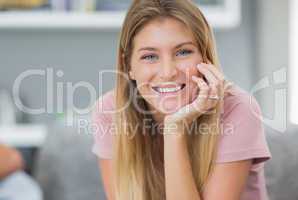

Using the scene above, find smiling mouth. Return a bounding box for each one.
[152,83,186,93]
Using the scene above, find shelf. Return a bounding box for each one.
[0,124,47,148]
[0,11,125,29]
[0,0,241,29]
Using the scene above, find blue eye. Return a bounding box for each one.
[176,49,193,56]
[141,54,158,61]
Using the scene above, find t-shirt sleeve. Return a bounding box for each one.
[215,95,272,170]
[91,97,114,159]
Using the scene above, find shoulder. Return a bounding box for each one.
[221,83,262,122]
[93,88,116,110]
[217,83,271,167]
[220,83,264,138]
[91,89,116,159]
[92,88,116,121]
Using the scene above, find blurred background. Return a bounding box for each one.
[0,0,296,200]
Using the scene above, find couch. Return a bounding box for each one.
[33,122,298,200]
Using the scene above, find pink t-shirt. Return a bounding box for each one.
[91,84,272,200]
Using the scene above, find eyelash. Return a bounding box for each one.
[141,49,193,61]
[176,49,193,56]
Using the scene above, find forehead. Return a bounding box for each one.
[133,17,196,49]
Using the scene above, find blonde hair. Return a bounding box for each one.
[113,0,234,199]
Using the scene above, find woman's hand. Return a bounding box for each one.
[163,62,226,137]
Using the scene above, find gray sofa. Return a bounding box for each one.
[33,123,105,200]
[33,123,298,200]
[265,124,298,200]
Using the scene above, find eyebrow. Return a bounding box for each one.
[137,41,196,52]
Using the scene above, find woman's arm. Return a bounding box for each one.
[164,136,201,200]
[98,139,251,200]
[163,136,252,200]
[98,159,115,200]
[0,144,24,179]
[201,159,252,200]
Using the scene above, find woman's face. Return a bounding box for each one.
[129,17,204,123]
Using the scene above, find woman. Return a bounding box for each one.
[92,0,271,199]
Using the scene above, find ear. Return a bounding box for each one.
[129,70,135,80]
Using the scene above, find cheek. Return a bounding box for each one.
[176,55,203,77]
[133,67,156,88]
[178,65,201,79]
[178,64,201,100]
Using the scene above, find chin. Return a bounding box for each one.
[154,97,188,114]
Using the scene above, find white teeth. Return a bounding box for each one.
[157,86,181,93]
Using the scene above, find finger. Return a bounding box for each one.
[189,83,217,116]
[192,75,209,99]
[205,84,220,114]
[191,76,210,113]
[197,64,219,86]
[197,64,222,98]
[199,63,226,97]
[199,63,225,82]
[205,59,224,74]
[194,74,220,114]
[208,83,219,99]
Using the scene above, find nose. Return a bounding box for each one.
[159,57,178,80]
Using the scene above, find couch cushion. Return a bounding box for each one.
[34,122,106,200]
[264,125,298,200]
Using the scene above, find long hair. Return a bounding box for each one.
[113,0,234,199]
